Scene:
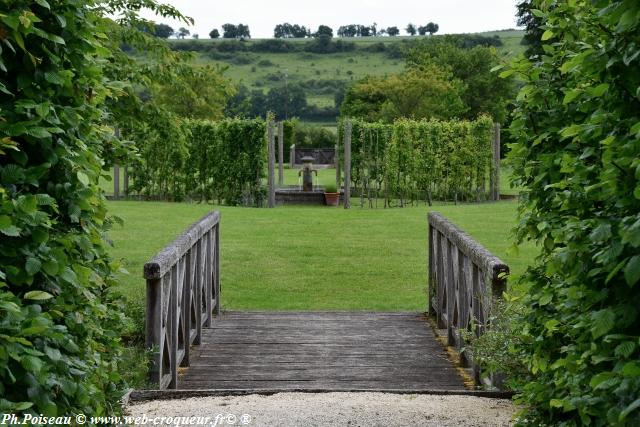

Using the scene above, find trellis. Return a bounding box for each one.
[337,116,500,208]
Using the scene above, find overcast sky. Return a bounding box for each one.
[140,0,522,38]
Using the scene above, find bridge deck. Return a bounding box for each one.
[178,311,468,391]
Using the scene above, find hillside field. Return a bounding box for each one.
[171,30,525,123]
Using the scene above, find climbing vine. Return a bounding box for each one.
[342,116,494,206]
[129,118,266,205]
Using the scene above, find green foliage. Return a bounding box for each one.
[129,118,266,205]
[343,116,494,206]
[406,39,515,123]
[151,64,235,120]
[507,1,640,425]
[0,0,187,417]
[323,183,337,193]
[341,66,466,123]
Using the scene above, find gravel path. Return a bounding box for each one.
[127,392,515,426]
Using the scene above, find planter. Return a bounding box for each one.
[324,192,340,206]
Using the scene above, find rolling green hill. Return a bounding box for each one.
[169,30,524,125]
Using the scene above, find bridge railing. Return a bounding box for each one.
[427,212,509,386]
[144,211,221,389]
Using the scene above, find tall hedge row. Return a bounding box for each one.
[341,116,494,206]
[129,118,266,205]
[507,1,640,425]
[0,0,151,417]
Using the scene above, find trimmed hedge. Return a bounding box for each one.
[341,116,494,205]
[129,118,266,205]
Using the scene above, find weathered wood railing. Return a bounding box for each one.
[427,212,509,386]
[144,211,221,389]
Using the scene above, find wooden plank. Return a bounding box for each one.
[173,311,466,391]
[131,388,515,402]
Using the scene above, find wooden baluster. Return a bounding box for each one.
[194,240,202,345]
[214,224,221,316]
[446,239,456,346]
[204,230,213,327]
[182,251,191,366]
[169,264,178,389]
[146,278,162,385]
[427,223,435,316]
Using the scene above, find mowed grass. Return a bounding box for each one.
[106,199,537,312]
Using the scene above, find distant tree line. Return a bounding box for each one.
[225,80,346,121]
[152,22,439,40]
[168,34,502,57]
[152,23,251,39]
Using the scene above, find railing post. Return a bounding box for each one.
[183,248,192,366]
[146,278,162,385]
[194,240,202,345]
[343,121,352,209]
[427,223,435,316]
[204,230,213,327]
[169,265,178,389]
[214,223,221,316]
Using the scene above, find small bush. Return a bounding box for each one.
[257,59,275,67]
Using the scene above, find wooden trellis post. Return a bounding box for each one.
[123,165,129,197]
[335,143,340,189]
[268,121,276,208]
[490,123,501,201]
[343,121,352,209]
[278,121,284,187]
[290,144,295,169]
[113,164,120,199]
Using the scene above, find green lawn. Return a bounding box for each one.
[107,199,537,312]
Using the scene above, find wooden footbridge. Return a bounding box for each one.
[136,211,509,398]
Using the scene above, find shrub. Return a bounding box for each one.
[507,1,640,425]
[257,59,275,67]
[0,0,186,417]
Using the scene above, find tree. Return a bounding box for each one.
[337,25,358,37]
[209,28,220,39]
[222,23,237,39]
[314,25,333,38]
[153,65,235,120]
[406,23,417,36]
[405,39,515,123]
[418,25,428,36]
[516,0,544,57]
[177,27,190,39]
[154,23,174,38]
[340,66,465,122]
[506,1,640,425]
[266,84,308,120]
[192,33,199,39]
[236,23,251,39]
[387,26,400,36]
[425,22,439,35]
